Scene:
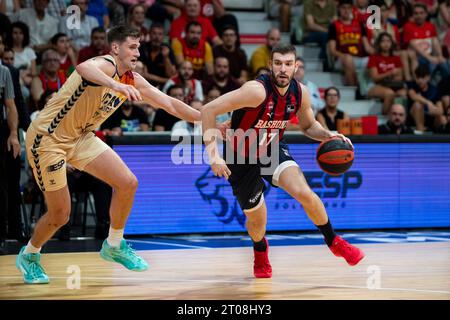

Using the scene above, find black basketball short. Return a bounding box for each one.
[226,141,299,211]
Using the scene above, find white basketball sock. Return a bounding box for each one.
[107,227,124,248]
[23,241,41,254]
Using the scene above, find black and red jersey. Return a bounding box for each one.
[228,74,302,159]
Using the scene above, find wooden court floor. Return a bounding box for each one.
[0,242,449,300]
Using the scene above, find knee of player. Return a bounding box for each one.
[48,210,71,227]
[121,173,139,192]
[294,188,316,206]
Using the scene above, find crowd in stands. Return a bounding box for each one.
[1,0,449,249]
[0,0,448,137]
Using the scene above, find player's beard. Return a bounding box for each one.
[270,70,292,88]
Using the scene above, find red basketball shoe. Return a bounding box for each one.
[253,238,272,278]
[329,236,365,266]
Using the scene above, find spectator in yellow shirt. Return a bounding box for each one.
[249,28,281,77]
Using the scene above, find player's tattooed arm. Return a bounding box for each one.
[133,72,200,122]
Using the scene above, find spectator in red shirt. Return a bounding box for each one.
[414,0,439,17]
[77,27,108,64]
[30,48,66,105]
[51,33,76,77]
[353,0,371,24]
[197,0,239,38]
[327,0,371,85]
[402,3,449,81]
[162,61,204,105]
[169,0,222,46]
[367,32,406,115]
[172,21,214,80]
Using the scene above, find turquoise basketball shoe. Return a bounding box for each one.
[16,246,50,284]
[100,239,148,271]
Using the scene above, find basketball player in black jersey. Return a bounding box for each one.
[201,44,364,278]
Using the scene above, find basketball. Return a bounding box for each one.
[316,137,354,175]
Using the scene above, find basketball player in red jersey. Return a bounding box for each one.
[201,44,364,278]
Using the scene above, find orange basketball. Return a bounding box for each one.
[316,137,354,175]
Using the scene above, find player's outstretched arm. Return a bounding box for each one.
[298,84,352,146]
[133,72,201,123]
[76,57,142,101]
[201,81,266,179]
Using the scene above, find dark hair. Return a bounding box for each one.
[296,56,305,64]
[150,22,164,30]
[324,86,341,98]
[51,33,68,45]
[167,84,183,95]
[413,3,427,11]
[91,26,106,37]
[371,0,387,8]
[214,56,229,65]
[270,43,297,60]
[185,21,202,33]
[374,32,396,55]
[338,0,353,6]
[6,21,30,48]
[127,3,146,23]
[414,64,430,78]
[107,25,141,45]
[3,46,14,54]
[38,89,56,111]
[222,24,237,34]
